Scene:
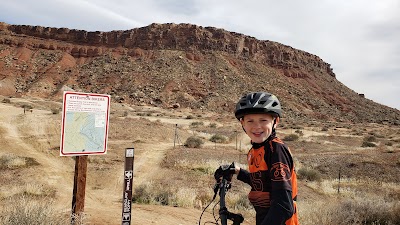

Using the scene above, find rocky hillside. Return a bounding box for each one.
[0,22,399,124]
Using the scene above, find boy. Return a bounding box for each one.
[218,92,299,225]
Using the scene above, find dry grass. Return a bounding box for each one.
[155,122,400,224]
[0,153,39,169]
[1,97,399,224]
[299,197,400,225]
[0,195,71,225]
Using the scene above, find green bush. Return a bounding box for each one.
[209,134,227,143]
[184,136,204,148]
[283,134,299,141]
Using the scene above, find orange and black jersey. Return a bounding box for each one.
[237,136,299,225]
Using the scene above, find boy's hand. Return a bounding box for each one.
[214,162,236,181]
[234,165,241,175]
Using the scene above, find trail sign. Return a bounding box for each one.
[60,91,110,156]
[122,147,135,225]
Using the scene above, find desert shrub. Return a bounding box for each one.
[190,121,204,127]
[283,134,299,142]
[210,134,227,143]
[174,188,196,208]
[184,136,204,148]
[297,167,321,181]
[385,142,393,146]
[132,182,174,206]
[0,195,70,225]
[299,198,400,225]
[0,154,39,169]
[173,159,232,175]
[21,104,33,110]
[21,183,56,198]
[195,190,214,209]
[362,141,377,147]
[226,192,253,211]
[335,198,400,225]
[133,183,197,208]
[1,98,11,103]
[51,108,60,114]
[364,135,377,142]
[209,123,217,128]
[291,125,303,130]
[294,130,304,136]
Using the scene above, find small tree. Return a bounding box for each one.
[184,136,204,148]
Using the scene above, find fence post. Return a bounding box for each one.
[337,167,341,194]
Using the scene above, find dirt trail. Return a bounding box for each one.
[0,103,74,211]
[0,101,222,225]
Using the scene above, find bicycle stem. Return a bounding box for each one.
[218,178,244,225]
[219,178,228,225]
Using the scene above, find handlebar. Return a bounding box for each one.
[199,162,244,225]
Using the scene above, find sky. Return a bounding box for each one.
[1,0,399,110]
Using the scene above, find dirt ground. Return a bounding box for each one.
[0,97,253,224]
[0,96,399,225]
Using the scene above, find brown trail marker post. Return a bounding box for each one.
[122,147,135,225]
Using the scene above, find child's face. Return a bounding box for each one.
[240,113,275,143]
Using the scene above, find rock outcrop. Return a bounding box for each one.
[1,23,335,77]
[0,22,399,124]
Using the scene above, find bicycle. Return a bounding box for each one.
[198,162,244,225]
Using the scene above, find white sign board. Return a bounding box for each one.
[60,91,110,156]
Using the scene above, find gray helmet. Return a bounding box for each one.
[235,92,282,120]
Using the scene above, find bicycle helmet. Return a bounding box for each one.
[235,92,282,120]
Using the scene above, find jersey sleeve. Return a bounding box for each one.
[269,143,294,191]
[237,168,251,185]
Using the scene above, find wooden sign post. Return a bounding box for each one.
[71,155,88,224]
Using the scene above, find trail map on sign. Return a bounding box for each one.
[61,92,110,156]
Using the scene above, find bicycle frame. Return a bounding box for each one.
[218,178,244,225]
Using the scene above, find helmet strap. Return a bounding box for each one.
[271,117,278,134]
